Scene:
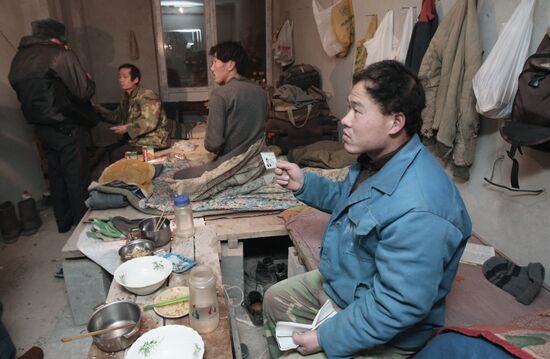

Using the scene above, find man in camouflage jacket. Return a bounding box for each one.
[98,64,169,149]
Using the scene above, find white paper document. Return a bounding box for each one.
[275,300,337,351]
[460,242,495,266]
[260,152,277,169]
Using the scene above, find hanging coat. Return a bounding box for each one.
[418,0,482,180]
[405,0,438,74]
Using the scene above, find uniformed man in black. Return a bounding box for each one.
[9,18,96,233]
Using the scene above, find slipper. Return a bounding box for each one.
[54,268,64,279]
[243,290,263,326]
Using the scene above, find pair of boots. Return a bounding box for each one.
[0,199,42,243]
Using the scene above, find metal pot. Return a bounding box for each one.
[139,217,171,247]
[87,301,141,352]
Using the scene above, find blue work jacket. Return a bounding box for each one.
[295,135,472,358]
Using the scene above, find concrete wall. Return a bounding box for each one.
[274,0,550,286]
[71,0,160,103]
[0,0,51,205]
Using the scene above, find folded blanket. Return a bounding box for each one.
[167,137,266,201]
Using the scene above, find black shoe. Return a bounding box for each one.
[54,268,64,279]
[0,201,21,243]
[243,291,263,326]
[256,257,275,285]
[275,263,287,282]
[57,222,73,234]
[18,198,42,236]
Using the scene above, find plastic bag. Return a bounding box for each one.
[395,7,415,63]
[364,10,397,67]
[273,19,294,66]
[331,0,354,57]
[472,0,535,119]
[312,0,343,57]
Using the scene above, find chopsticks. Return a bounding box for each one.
[61,322,136,342]
[143,295,189,310]
[153,207,168,232]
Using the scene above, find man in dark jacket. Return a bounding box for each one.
[9,18,96,233]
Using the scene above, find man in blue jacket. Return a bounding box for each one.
[264,60,472,358]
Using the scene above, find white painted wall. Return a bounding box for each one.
[274,0,550,286]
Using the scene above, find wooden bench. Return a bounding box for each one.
[281,208,550,327]
[87,225,231,358]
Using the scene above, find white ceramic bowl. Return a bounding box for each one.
[114,256,173,295]
[126,325,204,359]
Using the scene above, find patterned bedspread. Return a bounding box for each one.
[145,156,348,214]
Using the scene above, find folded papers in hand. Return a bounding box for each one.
[275,300,337,351]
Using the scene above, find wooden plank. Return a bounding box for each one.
[210,214,288,241]
[193,225,232,358]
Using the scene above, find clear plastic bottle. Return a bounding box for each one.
[173,194,194,239]
[189,265,219,334]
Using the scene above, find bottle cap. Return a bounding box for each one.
[174,194,190,207]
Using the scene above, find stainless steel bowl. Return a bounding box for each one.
[87,301,141,352]
[118,239,155,261]
[139,217,171,247]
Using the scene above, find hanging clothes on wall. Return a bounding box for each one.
[364,10,395,67]
[353,15,377,75]
[418,0,482,180]
[405,0,438,74]
[395,7,415,63]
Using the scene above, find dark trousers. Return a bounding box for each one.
[0,303,16,359]
[35,125,90,230]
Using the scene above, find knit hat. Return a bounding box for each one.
[31,18,66,42]
[482,256,545,305]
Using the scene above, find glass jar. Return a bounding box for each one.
[173,194,194,239]
[189,265,219,334]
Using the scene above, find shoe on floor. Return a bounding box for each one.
[57,222,72,234]
[243,290,263,326]
[54,268,64,279]
[18,198,42,236]
[18,346,43,359]
[0,201,21,243]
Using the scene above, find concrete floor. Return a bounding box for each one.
[0,207,90,358]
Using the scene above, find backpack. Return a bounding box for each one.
[486,28,550,194]
[278,64,321,90]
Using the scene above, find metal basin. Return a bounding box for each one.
[118,239,155,261]
[139,217,171,247]
[87,301,141,352]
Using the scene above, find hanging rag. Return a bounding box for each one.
[364,10,396,68]
[395,7,415,63]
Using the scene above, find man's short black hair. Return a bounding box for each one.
[118,63,141,83]
[209,41,249,76]
[353,60,426,136]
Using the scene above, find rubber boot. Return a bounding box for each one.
[0,201,21,243]
[18,198,42,236]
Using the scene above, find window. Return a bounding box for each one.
[153,0,270,102]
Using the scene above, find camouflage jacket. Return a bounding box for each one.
[105,85,169,148]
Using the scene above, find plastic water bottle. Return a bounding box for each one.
[173,194,194,239]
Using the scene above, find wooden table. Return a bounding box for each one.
[87,225,231,358]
